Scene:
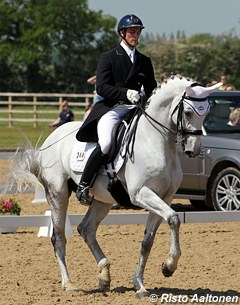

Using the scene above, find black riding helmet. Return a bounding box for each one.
[117,14,145,37]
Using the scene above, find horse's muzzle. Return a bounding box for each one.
[184,150,195,158]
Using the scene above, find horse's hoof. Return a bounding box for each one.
[162,262,174,277]
[64,282,83,294]
[96,277,110,292]
[135,288,149,299]
[97,258,111,292]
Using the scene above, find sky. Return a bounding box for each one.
[88,0,240,37]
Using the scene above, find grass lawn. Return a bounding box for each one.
[0,105,85,149]
[0,124,55,149]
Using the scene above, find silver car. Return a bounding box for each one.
[177,90,240,211]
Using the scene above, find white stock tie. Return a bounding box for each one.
[129,51,134,63]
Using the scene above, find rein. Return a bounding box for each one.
[122,96,180,160]
[125,92,205,157]
[137,99,177,138]
[136,93,204,140]
[39,127,80,151]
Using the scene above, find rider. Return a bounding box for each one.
[76,14,157,205]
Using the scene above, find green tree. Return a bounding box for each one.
[142,31,240,89]
[0,0,117,92]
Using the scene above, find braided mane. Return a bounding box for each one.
[145,74,194,109]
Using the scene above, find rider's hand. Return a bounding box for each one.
[127,89,140,104]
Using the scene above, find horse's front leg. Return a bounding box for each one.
[47,189,79,292]
[135,187,181,288]
[77,199,112,292]
[133,212,162,298]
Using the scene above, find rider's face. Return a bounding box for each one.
[122,27,141,48]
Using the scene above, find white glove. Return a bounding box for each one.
[127,89,140,104]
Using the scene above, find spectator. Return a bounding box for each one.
[83,102,93,121]
[226,85,236,91]
[49,100,74,127]
[219,75,228,90]
[87,74,104,104]
[219,75,236,90]
[159,72,169,83]
[227,108,240,126]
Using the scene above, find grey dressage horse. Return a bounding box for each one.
[12,76,222,298]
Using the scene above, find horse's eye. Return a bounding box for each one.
[185,111,192,117]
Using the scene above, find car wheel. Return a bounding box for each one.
[211,167,240,211]
[190,200,207,209]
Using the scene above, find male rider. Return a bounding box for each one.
[76,14,157,205]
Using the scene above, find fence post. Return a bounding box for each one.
[32,185,47,204]
[33,96,37,128]
[8,95,13,127]
[37,210,74,237]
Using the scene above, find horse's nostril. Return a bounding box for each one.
[185,151,193,158]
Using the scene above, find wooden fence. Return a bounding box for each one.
[0,92,94,128]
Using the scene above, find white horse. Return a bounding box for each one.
[12,76,221,298]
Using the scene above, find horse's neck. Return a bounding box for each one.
[145,95,175,132]
[135,104,177,156]
[134,91,180,156]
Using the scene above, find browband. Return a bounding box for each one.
[184,96,208,102]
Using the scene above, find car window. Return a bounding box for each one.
[204,95,240,133]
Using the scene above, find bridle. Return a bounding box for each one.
[129,91,209,154]
[136,92,206,135]
[176,92,207,137]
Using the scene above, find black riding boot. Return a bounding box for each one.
[76,145,108,205]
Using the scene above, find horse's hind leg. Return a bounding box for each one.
[133,212,162,298]
[77,199,112,292]
[46,184,79,292]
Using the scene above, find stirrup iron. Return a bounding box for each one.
[76,184,93,206]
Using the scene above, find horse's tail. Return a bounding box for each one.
[11,147,43,193]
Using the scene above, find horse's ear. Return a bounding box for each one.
[204,82,223,94]
[185,82,223,98]
[185,86,195,97]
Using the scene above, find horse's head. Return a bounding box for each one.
[172,81,223,157]
[143,76,222,158]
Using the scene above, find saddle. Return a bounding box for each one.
[69,108,140,208]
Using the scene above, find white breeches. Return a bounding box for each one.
[97,104,136,154]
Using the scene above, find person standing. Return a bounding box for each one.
[219,75,228,90]
[87,74,104,104]
[218,75,236,90]
[76,14,157,205]
[49,100,74,127]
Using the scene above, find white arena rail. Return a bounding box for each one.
[0,211,240,237]
[1,211,240,228]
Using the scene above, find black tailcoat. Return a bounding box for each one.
[76,44,157,142]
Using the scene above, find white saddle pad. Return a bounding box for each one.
[70,141,125,174]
